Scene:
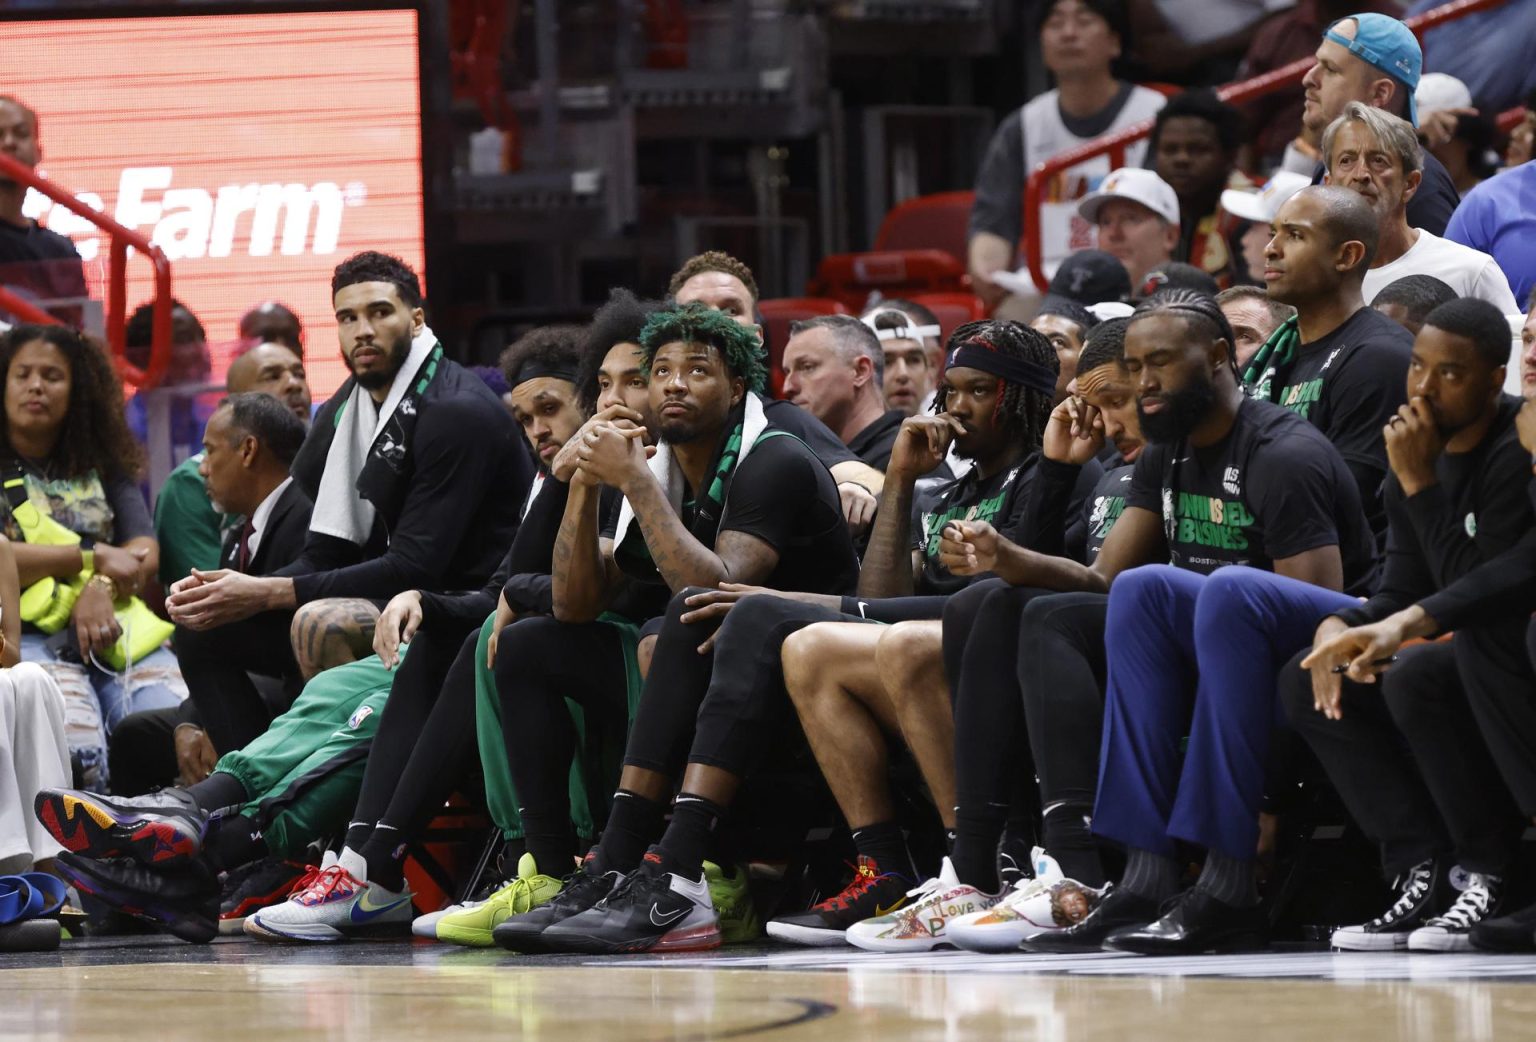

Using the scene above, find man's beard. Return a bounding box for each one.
[1137,372,1217,444]
[659,417,702,444]
[348,328,413,391]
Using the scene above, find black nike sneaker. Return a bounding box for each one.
[540,853,720,955]
[492,862,623,954]
[765,855,913,947]
[56,852,219,943]
[35,787,206,866]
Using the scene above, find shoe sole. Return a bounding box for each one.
[0,920,62,953]
[1331,930,1409,952]
[1468,931,1536,953]
[243,914,344,944]
[1408,933,1473,953]
[1103,930,1269,956]
[544,923,722,955]
[764,921,850,947]
[948,924,1041,953]
[55,858,214,944]
[36,792,200,866]
[845,930,951,953]
[217,917,246,936]
[435,923,496,948]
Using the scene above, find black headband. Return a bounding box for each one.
[510,360,580,389]
[945,343,1058,397]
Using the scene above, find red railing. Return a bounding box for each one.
[0,152,174,389]
[1021,0,1513,292]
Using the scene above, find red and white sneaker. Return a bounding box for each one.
[244,852,412,943]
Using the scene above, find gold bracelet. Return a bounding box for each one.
[86,574,121,601]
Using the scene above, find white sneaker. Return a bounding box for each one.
[1331,859,1441,952]
[949,849,1106,953]
[245,851,414,943]
[412,899,482,939]
[845,857,1001,953]
[1407,871,1502,952]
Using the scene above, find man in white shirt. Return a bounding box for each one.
[1322,102,1518,313]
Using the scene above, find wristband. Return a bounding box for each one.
[80,548,94,574]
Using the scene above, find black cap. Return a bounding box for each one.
[1047,250,1131,306]
[1135,262,1219,300]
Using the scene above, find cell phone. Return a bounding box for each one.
[1331,656,1398,674]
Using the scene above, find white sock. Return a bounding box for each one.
[338,845,369,883]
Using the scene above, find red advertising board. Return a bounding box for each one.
[8,8,426,397]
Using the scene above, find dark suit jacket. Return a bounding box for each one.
[220,479,312,576]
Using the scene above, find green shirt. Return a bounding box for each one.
[153,454,238,587]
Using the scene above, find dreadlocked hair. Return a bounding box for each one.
[933,319,1058,452]
[1131,288,1238,370]
[638,302,768,395]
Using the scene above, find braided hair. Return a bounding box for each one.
[1130,288,1237,371]
[933,319,1058,452]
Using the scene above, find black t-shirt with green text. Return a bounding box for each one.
[1085,462,1134,562]
[1125,397,1379,596]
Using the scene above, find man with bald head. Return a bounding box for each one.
[155,342,313,586]
[1248,184,1413,537]
[1299,12,1459,234]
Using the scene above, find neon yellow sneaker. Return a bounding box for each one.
[704,861,761,944]
[435,853,562,948]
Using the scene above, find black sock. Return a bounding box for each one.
[184,772,248,814]
[998,822,1036,886]
[950,802,1007,892]
[201,814,267,872]
[1196,850,1258,907]
[342,820,373,855]
[519,807,578,878]
[1120,847,1180,902]
[595,790,668,873]
[850,821,914,881]
[656,793,728,881]
[357,823,408,892]
[1042,801,1105,887]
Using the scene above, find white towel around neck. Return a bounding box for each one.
[309,325,439,545]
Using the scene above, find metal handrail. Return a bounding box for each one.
[0,151,174,388]
[1020,0,1513,292]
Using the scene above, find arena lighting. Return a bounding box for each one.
[5,6,432,397]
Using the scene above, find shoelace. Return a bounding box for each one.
[816,860,883,912]
[285,865,324,898]
[292,865,358,906]
[1427,879,1495,929]
[1371,863,1435,926]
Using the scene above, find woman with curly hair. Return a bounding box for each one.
[0,324,184,790]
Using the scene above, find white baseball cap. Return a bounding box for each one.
[1077,168,1180,226]
[1220,170,1310,225]
[1416,72,1473,116]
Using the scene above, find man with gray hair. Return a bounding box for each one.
[782,315,906,470]
[1322,102,1518,313]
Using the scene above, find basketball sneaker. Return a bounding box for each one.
[435,853,563,948]
[244,852,413,943]
[540,852,720,955]
[1407,871,1502,952]
[1469,899,1536,953]
[35,787,206,866]
[491,856,624,953]
[55,851,218,944]
[765,856,912,947]
[413,876,499,940]
[218,856,312,936]
[845,857,1001,953]
[949,849,1106,953]
[704,861,761,944]
[1330,858,1445,952]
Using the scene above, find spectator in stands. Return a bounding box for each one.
[1032,297,1100,402]
[162,252,529,751]
[0,97,86,325]
[861,307,936,417]
[782,316,904,471]
[1414,74,1498,198]
[876,298,945,377]
[154,341,311,589]
[1321,104,1517,312]
[122,300,217,469]
[1370,274,1456,339]
[0,324,184,791]
[237,302,303,354]
[1150,89,1249,289]
[1249,185,1413,537]
[1506,89,1536,168]
[1220,170,1310,286]
[1216,285,1293,370]
[1044,250,1132,310]
[1077,169,1180,291]
[1446,90,1536,307]
[967,0,1166,312]
[1134,261,1218,301]
[1298,13,1461,235]
[1283,298,1533,953]
[1404,0,1536,118]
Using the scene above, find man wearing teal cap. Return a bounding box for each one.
[1301,12,1461,235]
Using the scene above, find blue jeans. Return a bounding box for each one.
[1092,565,1358,861]
[21,632,186,791]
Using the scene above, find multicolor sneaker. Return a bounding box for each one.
[765,856,913,947]
[704,861,761,944]
[218,856,312,936]
[845,857,1002,953]
[435,853,563,948]
[1331,858,1445,952]
[1407,871,1503,952]
[540,853,720,955]
[950,849,1105,953]
[35,788,206,866]
[491,857,623,954]
[244,852,413,943]
[55,852,220,944]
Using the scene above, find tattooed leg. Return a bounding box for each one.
[290,598,382,680]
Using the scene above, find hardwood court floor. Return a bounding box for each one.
[4,938,1536,1041]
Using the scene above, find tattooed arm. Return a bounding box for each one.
[290,597,382,680]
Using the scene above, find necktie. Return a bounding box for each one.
[236,520,256,572]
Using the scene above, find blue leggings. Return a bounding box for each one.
[1092,565,1357,861]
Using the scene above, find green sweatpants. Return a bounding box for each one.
[473,611,643,844]
[216,653,397,858]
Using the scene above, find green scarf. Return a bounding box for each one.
[1241,314,1299,402]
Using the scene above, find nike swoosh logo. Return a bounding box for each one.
[874,899,906,916]
[649,903,688,927]
[351,890,411,923]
